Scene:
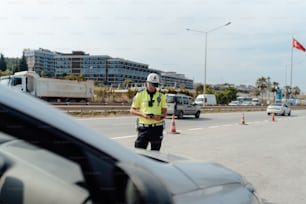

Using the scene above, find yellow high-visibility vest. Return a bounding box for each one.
[132,90,167,124]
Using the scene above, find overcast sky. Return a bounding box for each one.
[1,0,306,92]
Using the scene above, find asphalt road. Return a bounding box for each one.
[78,110,306,204]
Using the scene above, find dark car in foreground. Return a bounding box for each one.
[0,85,262,204]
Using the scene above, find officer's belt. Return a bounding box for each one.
[138,122,163,127]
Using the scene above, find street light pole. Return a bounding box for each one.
[186,22,231,107]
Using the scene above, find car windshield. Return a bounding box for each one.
[0,78,10,85]
[166,95,175,103]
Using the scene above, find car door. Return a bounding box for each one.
[175,95,183,114]
[283,104,290,115]
[185,96,194,115]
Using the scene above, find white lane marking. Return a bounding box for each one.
[189,128,202,131]
[223,123,237,127]
[209,126,220,129]
[187,123,241,131]
[77,116,133,121]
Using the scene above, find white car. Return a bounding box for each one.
[228,100,241,106]
[166,94,201,119]
[266,103,291,116]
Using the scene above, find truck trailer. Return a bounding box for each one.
[0,71,94,102]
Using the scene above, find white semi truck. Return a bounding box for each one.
[0,71,94,102]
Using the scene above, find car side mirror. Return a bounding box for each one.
[115,162,173,204]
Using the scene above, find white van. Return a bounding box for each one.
[251,98,261,106]
[194,94,217,106]
[166,94,201,119]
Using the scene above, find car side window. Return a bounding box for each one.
[183,97,189,105]
[12,77,22,86]
[176,97,182,104]
[166,96,174,103]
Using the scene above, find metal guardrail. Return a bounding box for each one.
[201,105,266,112]
[54,104,306,113]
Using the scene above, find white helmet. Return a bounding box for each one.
[146,73,160,83]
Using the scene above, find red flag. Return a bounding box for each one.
[292,37,306,52]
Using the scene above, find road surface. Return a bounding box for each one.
[78,110,306,204]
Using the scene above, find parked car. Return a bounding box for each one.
[266,103,291,116]
[237,96,252,105]
[166,94,201,119]
[0,85,262,204]
[228,100,242,106]
[252,98,262,106]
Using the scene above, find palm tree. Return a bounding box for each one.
[292,86,300,97]
[256,77,267,102]
[271,81,279,102]
[283,86,291,100]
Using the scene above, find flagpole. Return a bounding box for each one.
[291,37,306,102]
[290,37,293,92]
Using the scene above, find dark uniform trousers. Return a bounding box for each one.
[135,125,164,150]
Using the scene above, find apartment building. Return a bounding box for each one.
[23,48,193,89]
[23,48,56,76]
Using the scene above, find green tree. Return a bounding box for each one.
[292,86,300,97]
[0,54,7,71]
[123,79,133,88]
[224,87,238,102]
[283,85,291,99]
[271,81,279,102]
[256,77,267,101]
[64,74,86,81]
[215,92,226,104]
[194,83,214,96]
[195,84,203,96]
[205,85,214,94]
[215,86,238,104]
[18,54,28,72]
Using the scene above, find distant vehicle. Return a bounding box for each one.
[194,94,217,106]
[266,103,291,116]
[228,100,242,106]
[287,98,297,105]
[252,98,261,106]
[237,96,253,106]
[0,71,94,102]
[166,94,201,119]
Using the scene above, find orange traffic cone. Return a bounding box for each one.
[168,114,180,134]
[271,112,275,122]
[241,112,246,125]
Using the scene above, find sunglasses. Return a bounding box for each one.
[148,82,159,87]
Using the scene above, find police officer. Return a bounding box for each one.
[130,73,167,151]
